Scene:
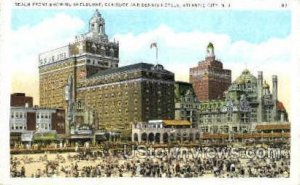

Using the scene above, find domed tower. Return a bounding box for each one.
[88,9,108,42]
[69,9,119,77]
[206,42,215,59]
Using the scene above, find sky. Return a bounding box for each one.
[10,9,291,112]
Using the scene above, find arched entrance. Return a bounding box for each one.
[189,133,194,142]
[170,133,175,142]
[182,132,188,142]
[155,133,160,143]
[176,133,181,142]
[163,133,169,143]
[133,133,138,142]
[141,133,147,142]
[148,133,155,143]
[195,132,200,141]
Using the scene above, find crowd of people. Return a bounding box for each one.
[10,144,290,178]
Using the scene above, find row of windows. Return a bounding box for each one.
[36,113,52,119]
[11,112,53,119]
[86,59,109,66]
[199,114,232,123]
[200,126,247,133]
[11,126,27,130]
[179,104,198,109]
[199,113,254,124]
[11,112,26,119]
[40,52,67,65]
[37,123,51,130]
[86,76,172,88]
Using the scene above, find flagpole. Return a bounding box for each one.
[156,46,158,65]
[150,42,158,65]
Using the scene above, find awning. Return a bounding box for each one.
[33,132,57,141]
[163,120,191,126]
[70,135,93,139]
[255,124,290,130]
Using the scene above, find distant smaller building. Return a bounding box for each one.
[132,120,201,144]
[10,93,65,145]
[197,70,289,135]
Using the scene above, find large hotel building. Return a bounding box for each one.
[38,10,174,139]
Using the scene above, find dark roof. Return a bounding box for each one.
[11,93,26,96]
[89,62,171,78]
[175,81,192,85]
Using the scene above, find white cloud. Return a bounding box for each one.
[11,13,85,105]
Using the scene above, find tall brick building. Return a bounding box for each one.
[38,10,175,139]
[39,9,119,109]
[189,43,231,101]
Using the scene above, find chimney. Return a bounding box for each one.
[272,75,278,121]
[257,71,263,122]
[272,75,278,102]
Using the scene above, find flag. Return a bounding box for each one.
[150,42,157,49]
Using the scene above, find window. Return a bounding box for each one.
[207,114,212,123]
[227,113,232,122]
[217,115,221,122]
[241,113,250,123]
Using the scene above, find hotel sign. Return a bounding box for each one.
[21,132,33,142]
